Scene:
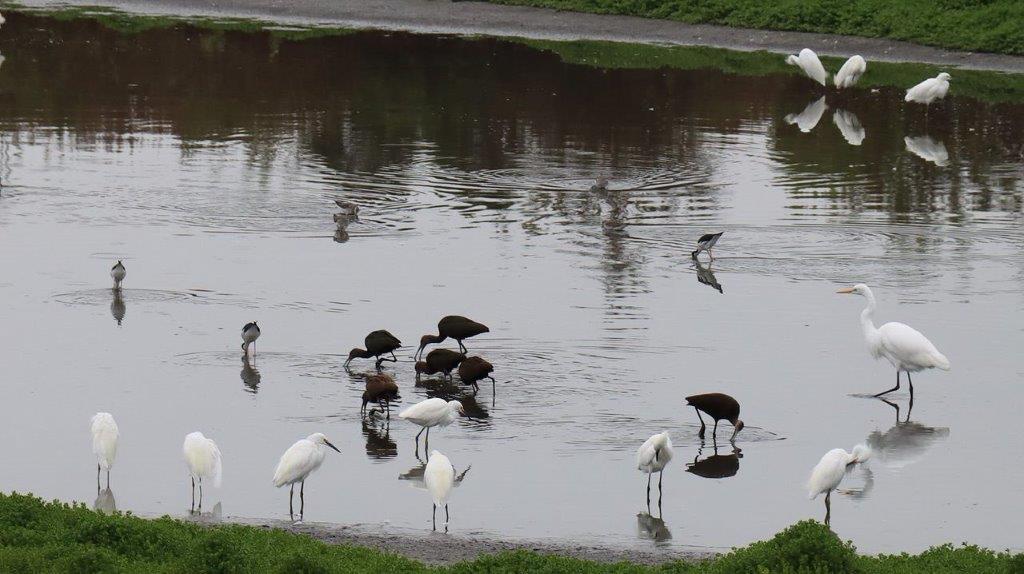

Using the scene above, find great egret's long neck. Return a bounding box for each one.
[860,290,879,339]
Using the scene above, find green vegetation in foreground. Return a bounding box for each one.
[0,493,1021,573]
[486,0,1024,56]
[512,38,1024,103]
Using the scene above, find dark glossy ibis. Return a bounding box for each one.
[361,373,400,417]
[416,316,489,359]
[685,393,744,441]
[458,356,495,392]
[346,330,402,370]
[415,349,466,382]
[691,232,723,261]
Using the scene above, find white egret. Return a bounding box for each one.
[110,261,126,290]
[837,284,950,398]
[424,450,456,530]
[785,96,828,133]
[0,12,5,27]
[785,48,828,86]
[398,398,463,454]
[241,321,260,356]
[834,55,866,89]
[905,73,951,106]
[691,232,723,261]
[183,431,223,512]
[833,110,865,145]
[636,432,673,507]
[90,412,119,490]
[272,433,340,519]
[807,444,871,525]
[904,136,949,166]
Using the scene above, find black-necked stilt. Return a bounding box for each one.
[241,321,260,356]
[457,356,494,392]
[361,373,399,417]
[691,232,723,261]
[110,260,126,290]
[416,316,489,360]
[345,330,402,370]
[414,349,465,382]
[685,393,745,441]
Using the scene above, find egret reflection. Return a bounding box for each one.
[109,289,126,326]
[94,487,116,514]
[784,96,827,133]
[240,356,261,393]
[686,443,742,479]
[867,400,950,469]
[832,109,865,145]
[399,461,471,490]
[904,135,950,166]
[694,259,723,294]
[636,510,672,544]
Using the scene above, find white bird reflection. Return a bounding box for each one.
[636,510,672,543]
[904,136,949,166]
[833,110,866,145]
[867,400,950,470]
[785,97,827,133]
[398,462,470,491]
[94,487,116,514]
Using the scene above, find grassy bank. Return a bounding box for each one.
[0,493,1021,573]
[486,0,1024,56]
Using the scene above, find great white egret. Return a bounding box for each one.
[183,431,222,512]
[785,97,828,133]
[691,232,723,261]
[424,450,455,530]
[807,445,871,525]
[241,321,260,356]
[685,393,744,441]
[785,48,828,86]
[637,432,673,507]
[905,73,951,106]
[110,261,126,290]
[345,330,402,370]
[833,110,865,145]
[416,316,489,359]
[399,398,464,454]
[90,413,119,490]
[834,55,866,89]
[272,433,340,519]
[904,136,949,166]
[837,284,950,398]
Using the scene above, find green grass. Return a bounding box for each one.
[0,492,1021,573]
[485,0,1024,56]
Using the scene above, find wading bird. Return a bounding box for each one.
[685,393,744,441]
[905,73,951,107]
[183,431,222,512]
[90,413,119,491]
[458,356,495,392]
[272,433,340,520]
[334,200,360,219]
[834,55,866,89]
[808,445,871,525]
[637,432,673,508]
[416,316,489,359]
[110,261,126,290]
[414,348,466,382]
[399,398,464,455]
[785,48,827,86]
[346,330,402,370]
[424,450,456,530]
[362,372,400,417]
[589,177,609,193]
[241,321,260,356]
[691,232,724,261]
[837,284,950,399]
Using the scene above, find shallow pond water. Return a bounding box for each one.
[0,12,1023,555]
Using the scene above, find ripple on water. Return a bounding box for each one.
[53,288,211,306]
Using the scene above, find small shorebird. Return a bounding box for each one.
[808,445,871,525]
[691,232,723,261]
[110,260,126,290]
[345,330,402,370]
[416,315,489,359]
[685,393,744,441]
[241,321,261,356]
[272,433,340,520]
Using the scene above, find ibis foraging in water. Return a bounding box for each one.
[241,321,260,356]
[110,261,126,290]
[808,445,871,525]
[90,413,119,491]
[399,398,464,455]
[691,232,723,261]
[458,356,495,392]
[272,433,340,520]
[685,393,744,441]
[636,432,673,508]
[414,349,466,382]
[837,284,950,399]
[346,330,402,370]
[416,316,489,359]
[361,372,399,417]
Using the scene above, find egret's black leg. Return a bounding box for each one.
[300,481,305,519]
[658,470,663,494]
[191,477,195,512]
[198,478,203,510]
[712,419,719,439]
[905,393,914,423]
[432,503,437,531]
[695,408,706,438]
[445,504,449,523]
[824,491,832,526]
[907,372,914,401]
[646,473,651,506]
[97,464,101,493]
[874,371,901,397]
[289,484,294,519]
[106,470,110,489]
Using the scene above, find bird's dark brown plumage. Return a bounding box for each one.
[685,392,744,440]
[362,373,399,415]
[458,356,495,391]
[416,315,489,359]
[346,329,402,369]
[414,348,466,380]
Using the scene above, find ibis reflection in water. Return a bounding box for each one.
[361,418,397,460]
[686,443,742,479]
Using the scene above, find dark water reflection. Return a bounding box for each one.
[0,11,1022,555]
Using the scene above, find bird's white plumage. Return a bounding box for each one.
[0,12,5,27]
[636,432,673,474]
[424,450,455,506]
[786,48,828,86]
[785,96,827,133]
[90,412,119,471]
[833,110,865,145]
[398,398,463,428]
[904,136,949,166]
[905,73,951,105]
[808,445,871,499]
[273,433,332,487]
[844,284,950,373]
[834,55,866,88]
[183,431,223,488]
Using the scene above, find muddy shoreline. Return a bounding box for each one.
[12,0,1024,73]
